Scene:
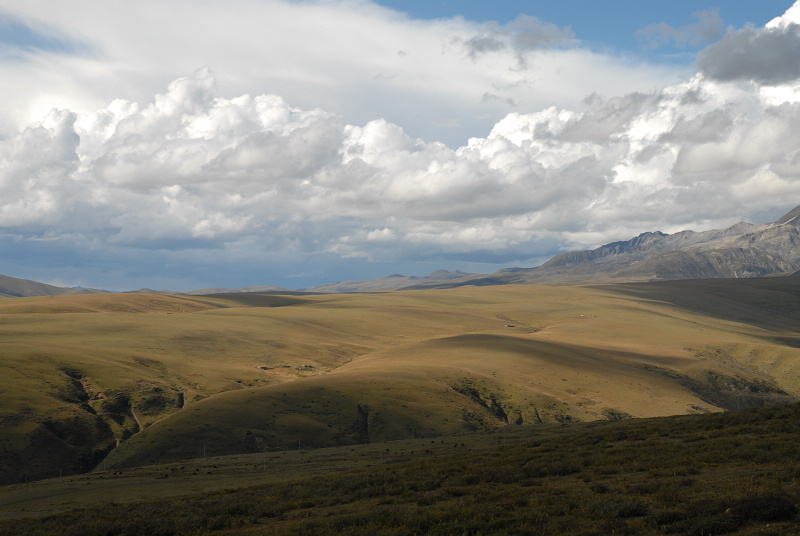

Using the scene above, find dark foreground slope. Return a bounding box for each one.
[3,402,800,535]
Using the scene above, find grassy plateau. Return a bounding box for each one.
[1,277,800,533]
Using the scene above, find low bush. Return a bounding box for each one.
[4,403,800,535]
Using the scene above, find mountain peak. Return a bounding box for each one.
[773,204,800,227]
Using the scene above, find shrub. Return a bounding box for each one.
[729,493,798,522]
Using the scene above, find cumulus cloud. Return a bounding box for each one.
[2,59,800,290]
[2,1,800,289]
[0,108,80,228]
[698,5,800,84]
[0,0,679,148]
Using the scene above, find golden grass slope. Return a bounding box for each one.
[2,280,800,482]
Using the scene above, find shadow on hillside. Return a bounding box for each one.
[597,276,800,334]
[209,293,313,307]
[428,334,796,412]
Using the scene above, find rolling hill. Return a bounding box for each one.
[301,269,479,293]
[2,277,800,484]
[0,274,101,298]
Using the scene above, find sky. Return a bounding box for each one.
[1,1,800,291]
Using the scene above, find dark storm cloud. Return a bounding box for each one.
[698,23,800,84]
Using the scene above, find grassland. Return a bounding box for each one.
[1,278,800,488]
[2,402,800,535]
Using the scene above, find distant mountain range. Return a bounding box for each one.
[0,273,101,299]
[415,204,800,289]
[300,269,478,293]
[3,205,800,297]
[183,284,291,295]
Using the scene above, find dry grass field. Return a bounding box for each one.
[1,278,799,489]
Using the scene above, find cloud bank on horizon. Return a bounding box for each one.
[1,1,800,290]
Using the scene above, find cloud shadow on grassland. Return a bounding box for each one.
[597,276,800,334]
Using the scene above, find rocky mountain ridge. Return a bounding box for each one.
[409,204,800,288]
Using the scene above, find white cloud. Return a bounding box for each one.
[4,61,800,276]
[0,0,685,147]
[1,1,800,289]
